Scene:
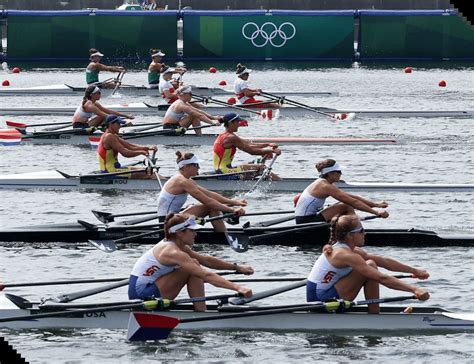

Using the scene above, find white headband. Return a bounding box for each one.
[152,51,165,57]
[237,68,251,76]
[90,51,104,58]
[169,216,200,233]
[177,155,200,169]
[92,86,101,95]
[320,163,342,175]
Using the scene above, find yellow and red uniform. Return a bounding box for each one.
[97,133,130,176]
[213,132,243,174]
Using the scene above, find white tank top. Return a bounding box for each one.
[157,177,188,216]
[73,104,93,120]
[159,78,174,95]
[295,187,326,217]
[233,78,250,103]
[307,242,353,290]
[130,240,179,283]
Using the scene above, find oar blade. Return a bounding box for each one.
[91,210,114,223]
[225,233,249,253]
[127,312,179,341]
[88,239,117,253]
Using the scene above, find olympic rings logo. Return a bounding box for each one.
[241,22,296,48]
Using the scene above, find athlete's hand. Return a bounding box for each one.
[273,148,282,156]
[237,286,253,298]
[414,288,430,301]
[412,269,429,280]
[377,210,389,218]
[236,265,254,275]
[375,201,388,208]
[148,146,158,152]
[234,199,248,207]
[233,207,246,216]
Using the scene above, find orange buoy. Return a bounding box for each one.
[227,97,236,104]
[209,67,217,73]
[438,80,447,87]
[218,80,227,86]
[293,193,301,207]
[12,67,21,74]
[2,80,10,86]
[404,67,412,73]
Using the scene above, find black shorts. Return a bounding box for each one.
[295,213,326,224]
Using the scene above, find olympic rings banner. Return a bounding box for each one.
[181,10,355,61]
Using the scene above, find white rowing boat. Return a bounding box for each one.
[0,294,472,332]
[0,84,336,97]
[0,170,472,192]
[1,102,472,118]
[0,131,397,147]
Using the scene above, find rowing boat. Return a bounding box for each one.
[0,130,397,147]
[0,294,472,332]
[0,84,336,97]
[0,170,471,192]
[1,220,472,246]
[1,102,472,118]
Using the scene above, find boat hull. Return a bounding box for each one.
[0,297,471,332]
[1,102,472,118]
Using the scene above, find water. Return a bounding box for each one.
[0,63,473,363]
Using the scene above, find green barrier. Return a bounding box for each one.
[359,10,474,60]
[6,10,178,61]
[182,10,355,61]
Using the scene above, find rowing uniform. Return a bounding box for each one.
[86,64,100,85]
[213,132,243,176]
[128,241,179,299]
[97,133,129,176]
[295,183,327,224]
[72,104,94,128]
[148,63,161,88]
[307,242,353,301]
[159,77,178,104]
[157,177,188,220]
[233,77,264,106]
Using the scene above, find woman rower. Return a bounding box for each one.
[98,114,158,179]
[72,85,134,128]
[213,113,281,180]
[157,151,247,232]
[295,159,389,224]
[162,85,222,136]
[233,63,280,109]
[86,48,125,87]
[158,66,186,103]
[147,49,166,89]
[128,213,254,311]
[307,214,430,313]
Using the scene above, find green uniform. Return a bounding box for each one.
[86,66,99,85]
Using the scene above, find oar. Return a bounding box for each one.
[92,209,158,223]
[127,295,417,341]
[249,215,379,244]
[192,94,263,116]
[244,154,279,195]
[6,120,72,131]
[261,91,356,121]
[245,214,295,228]
[111,71,126,96]
[48,278,130,303]
[0,271,241,291]
[0,293,241,324]
[223,209,294,225]
[230,279,307,305]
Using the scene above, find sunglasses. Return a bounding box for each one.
[349,226,365,234]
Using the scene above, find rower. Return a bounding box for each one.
[128,213,254,311]
[213,113,281,180]
[72,85,134,128]
[306,214,430,313]
[295,159,389,224]
[157,151,247,232]
[233,63,281,109]
[148,50,186,90]
[86,48,125,88]
[98,114,158,179]
[159,66,186,104]
[163,85,222,136]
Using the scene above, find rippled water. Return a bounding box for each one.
[0,63,473,363]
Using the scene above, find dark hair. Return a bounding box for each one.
[316,159,337,178]
[89,48,99,56]
[82,85,99,106]
[329,214,359,243]
[164,212,189,240]
[176,151,195,164]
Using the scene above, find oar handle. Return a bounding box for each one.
[192,94,261,115]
